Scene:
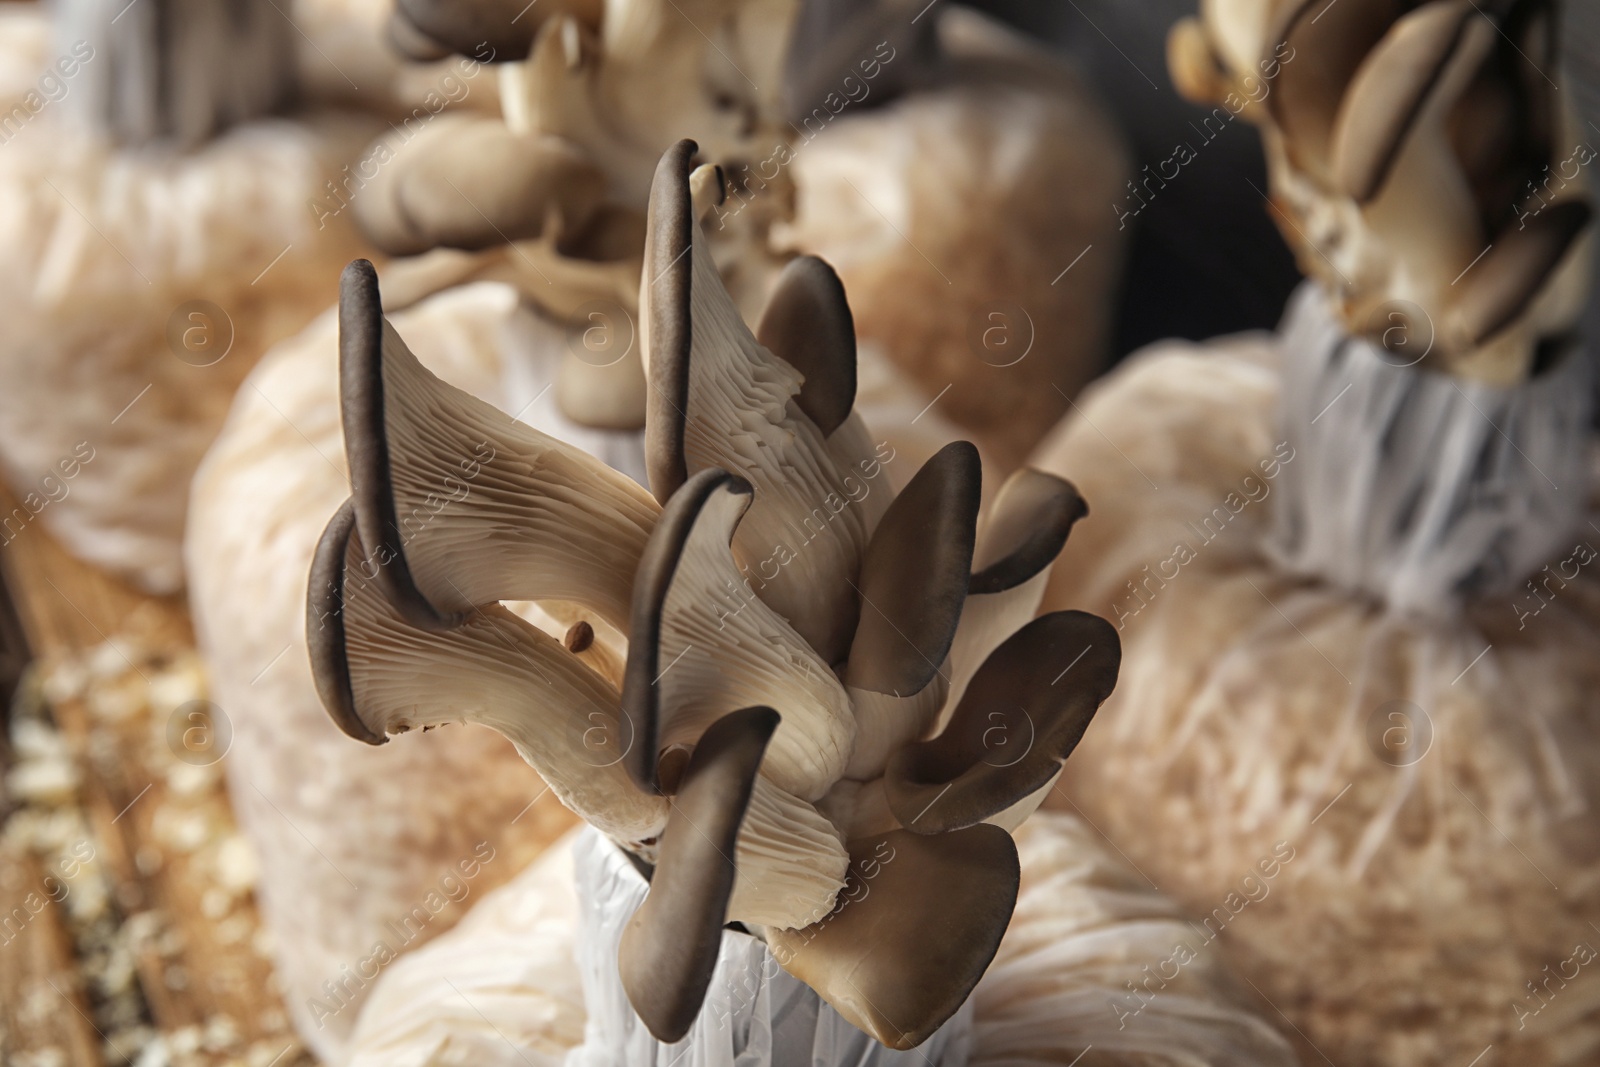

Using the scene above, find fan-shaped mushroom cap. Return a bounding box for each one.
[338,260,659,631]
[945,468,1087,711]
[642,140,871,663]
[619,705,777,1043]
[766,825,1020,1050]
[352,114,606,257]
[1328,0,1478,203]
[622,468,855,802]
[840,442,979,779]
[755,255,858,437]
[309,499,669,846]
[884,612,1119,835]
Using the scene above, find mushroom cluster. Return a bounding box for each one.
[342,0,1129,460]
[307,140,1120,1049]
[1026,2,1600,1063]
[1170,0,1593,384]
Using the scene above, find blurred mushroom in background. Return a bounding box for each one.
[0,0,382,592]
[1033,1,1600,1064]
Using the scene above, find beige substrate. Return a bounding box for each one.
[0,110,377,592]
[1032,336,1600,1067]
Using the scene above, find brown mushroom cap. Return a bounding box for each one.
[353,116,607,257]
[642,139,700,502]
[307,499,383,745]
[755,255,858,437]
[845,441,981,696]
[622,468,749,793]
[883,611,1119,834]
[969,469,1086,596]
[1266,0,1405,180]
[1453,199,1593,346]
[619,706,779,1043]
[766,825,1020,1050]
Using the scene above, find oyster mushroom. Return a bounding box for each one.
[1170,0,1592,383]
[1026,2,1600,1063]
[308,140,1122,1049]
[361,0,1130,462]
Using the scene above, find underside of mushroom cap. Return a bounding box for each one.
[623,468,855,801]
[641,140,872,664]
[308,495,669,846]
[339,260,660,632]
[766,824,1020,1050]
[619,705,778,1043]
[884,611,1120,835]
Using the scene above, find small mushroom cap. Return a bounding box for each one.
[618,706,779,1043]
[845,441,981,696]
[969,469,1087,596]
[395,0,602,61]
[756,255,857,436]
[883,611,1120,834]
[767,824,1020,1050]
[1266,0,1403,179]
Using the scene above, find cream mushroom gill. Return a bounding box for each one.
[306,140,1119,1050]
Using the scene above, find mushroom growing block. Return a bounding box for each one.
[1035,2,1600,1063]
